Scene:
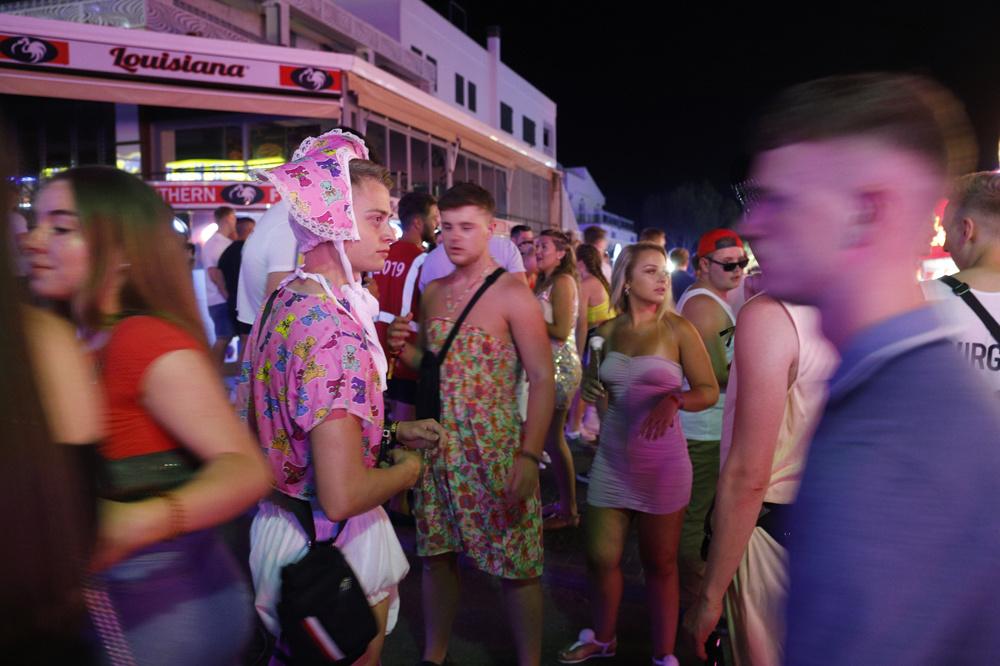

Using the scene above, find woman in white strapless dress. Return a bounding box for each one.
[558,242,719,666]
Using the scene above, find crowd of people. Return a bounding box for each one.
[5,70,1000,666]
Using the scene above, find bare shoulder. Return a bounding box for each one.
[663,311,699,340]
[553,273,577,288]
[680,292,721,314]
[22,306,102,443]
[496,270,536,300]
[680,292,729,326]
[736,294,793,333]
[23,306,77,347]
[595,314,622,341]
[423,277,445,299]
[23,307,90,380]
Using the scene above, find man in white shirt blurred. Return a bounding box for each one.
[203,205,237,363]
[236,201,299,331]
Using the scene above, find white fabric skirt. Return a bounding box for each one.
[249,501,410,637]
[725,526,788,666]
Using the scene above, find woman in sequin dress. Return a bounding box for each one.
[534,230,584,530]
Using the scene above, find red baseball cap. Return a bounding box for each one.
[696,229,744,258]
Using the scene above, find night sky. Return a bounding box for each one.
[428,1,1000,228]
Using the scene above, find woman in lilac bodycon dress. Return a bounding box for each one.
[558,242,719,666]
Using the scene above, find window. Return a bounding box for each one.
[481,164,498,204]
[426,55,438,92]
[500,103,513,133]
[410,137,429,193]
[455,73,465,106]
[543,127,550,148]
[522,117,536,146]
[365,120,387,166]
[495,169,508,214]
[389,130,408,193]
[249,122,321,162]
[411,45,423,56]
[431,144,448,196]
[468,82,477,112]
[175,125,242,161]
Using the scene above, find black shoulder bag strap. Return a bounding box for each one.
[435,267,506,363]
[270,489,345,544]
[256,288,283,347]
[939,275,1000,344]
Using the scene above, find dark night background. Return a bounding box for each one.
[428,1,1000,238]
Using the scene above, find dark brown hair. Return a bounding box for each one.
[213,205,235,222]
[0,142,91,653]
[639,227,666,243]
[583,225,607,245]
[51,167,208,345]
[538,229,578,283]
[576,242,611,298]
[437,181,495,215]
[398,191,437,229]
[750,72,975,177]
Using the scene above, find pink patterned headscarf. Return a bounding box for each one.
[253,129,388,389]
[255,129,369,252]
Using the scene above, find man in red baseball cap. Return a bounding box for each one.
[675,227,748,605]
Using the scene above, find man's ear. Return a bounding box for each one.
[842,189,883,249]
[962,216,976,243]
[488,218,497,234]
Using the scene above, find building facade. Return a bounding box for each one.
[0,0,560,239]
[564,166,636,258]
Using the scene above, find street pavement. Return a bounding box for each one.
[379,442,713,666]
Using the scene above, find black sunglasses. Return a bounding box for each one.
[705,256,749,272]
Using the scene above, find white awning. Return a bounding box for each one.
[0,67,342,119]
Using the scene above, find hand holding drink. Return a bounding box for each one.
[581,335,607,403]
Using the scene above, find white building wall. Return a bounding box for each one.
[565,167,606,215]
[333,0,402,39]
[337,0,557,154]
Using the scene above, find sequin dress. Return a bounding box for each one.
[413,318,543,579]
[537,280,583,410]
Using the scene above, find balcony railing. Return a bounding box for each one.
[576,210,635,231]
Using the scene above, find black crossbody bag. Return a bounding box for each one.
[416,268,505,420]
[271,492,377,665]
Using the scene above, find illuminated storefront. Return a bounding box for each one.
[1,14,560,240]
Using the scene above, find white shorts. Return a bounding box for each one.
[249,501,410,637]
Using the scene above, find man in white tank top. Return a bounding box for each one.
[682,291,837,665]
[922,172,1000,395]
[676,228,747,605]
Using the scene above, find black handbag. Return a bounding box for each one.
[415,268,505,420]
[272,492,378,664]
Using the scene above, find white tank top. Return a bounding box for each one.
[677,287,736,441]
[719,300,838,504]
[922,279,1000,395]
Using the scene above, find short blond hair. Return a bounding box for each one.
[348,159,394,190]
